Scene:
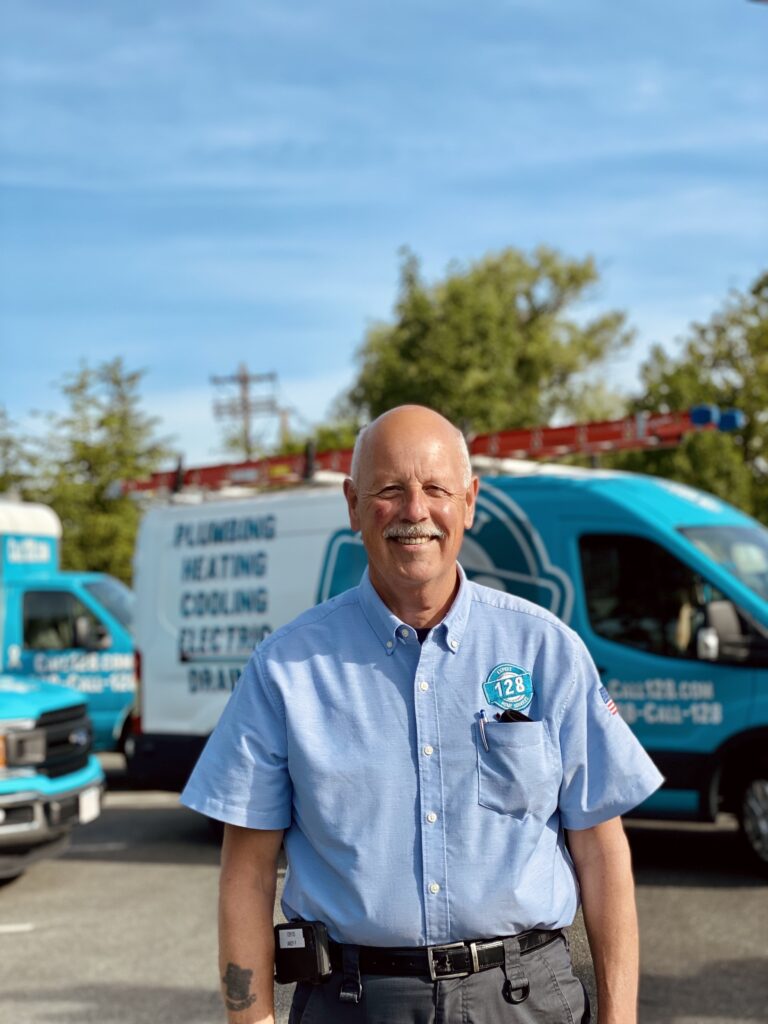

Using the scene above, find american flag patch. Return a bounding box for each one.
[599,685,618,715]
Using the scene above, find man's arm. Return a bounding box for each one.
[219,824,284,1024]
[567,817,639,1024]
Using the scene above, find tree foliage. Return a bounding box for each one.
[612,271,768,521]
[346,246,632,433]
[0,406,33,496]
[30,359,171,583]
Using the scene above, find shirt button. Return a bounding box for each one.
[419,681,429,692]
[385,640,393,649]
[429,882,440,895]
[400,627,409,638]
[449,638,458,650]
[423,745,434,757]
[426,812,438,824]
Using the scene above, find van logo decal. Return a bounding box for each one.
[483,664,533,712]
[316,529,367,604]
[464,483,574,622]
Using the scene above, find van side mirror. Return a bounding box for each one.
[74,616,112,651]
[696,626,719,661]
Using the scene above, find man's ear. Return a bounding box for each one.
[464,476,479,529]
[343,478,361,531]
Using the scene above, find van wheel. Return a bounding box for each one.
[738,774,768,872]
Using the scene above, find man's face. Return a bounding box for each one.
[343,415,478,608]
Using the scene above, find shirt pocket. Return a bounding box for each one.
[475,720,558,819]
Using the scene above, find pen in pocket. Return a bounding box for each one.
[478,709,490,751]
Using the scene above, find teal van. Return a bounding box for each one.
[0,500,136,751]
[129,468,768,867]
[470,470,767,832]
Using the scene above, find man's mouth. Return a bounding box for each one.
[383,526,445,546]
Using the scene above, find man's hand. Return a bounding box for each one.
[567,817,639,1024]
[219,824,284,1024]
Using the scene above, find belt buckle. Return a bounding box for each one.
[426,941,471,981]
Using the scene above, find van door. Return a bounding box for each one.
[6,585,130,750]
[575,532,756,818]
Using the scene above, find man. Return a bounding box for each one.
[181,405,663,1024]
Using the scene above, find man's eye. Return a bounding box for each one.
[425,485,449,496]
[377,487,401,498]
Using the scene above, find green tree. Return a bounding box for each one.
[346,246,632,433]
[0,406,34,496]
[31,359,171,583]
[612,271,768,521]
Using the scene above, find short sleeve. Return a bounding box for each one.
[180,650,292,829]
[557,639,663,830]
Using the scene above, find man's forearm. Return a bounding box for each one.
[219,826,283,1024]
[568,818,640,1024]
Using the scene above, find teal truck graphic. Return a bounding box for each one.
[0,500,136,751]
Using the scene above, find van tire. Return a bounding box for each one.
[738,773,768,873]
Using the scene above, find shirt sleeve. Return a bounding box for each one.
[180,649,292,829]
[557,637,664,830]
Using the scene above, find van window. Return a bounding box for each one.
[681,525,768,603]
[579,535,721,660]
[84,577,135,634]
[23,591,102,650]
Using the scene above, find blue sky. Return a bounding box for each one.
[1,0,766,465]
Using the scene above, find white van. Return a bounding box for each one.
[127,467,768,867]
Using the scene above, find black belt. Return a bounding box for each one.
[330,928,562,981]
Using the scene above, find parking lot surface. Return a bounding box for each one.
[0,761,766,1023]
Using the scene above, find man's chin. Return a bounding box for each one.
[389,546,441,568]
[392,557,448,585]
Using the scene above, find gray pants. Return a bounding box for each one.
[288,933,590,1024]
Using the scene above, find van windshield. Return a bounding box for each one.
[84,577,135,635]
[680,525,768,603]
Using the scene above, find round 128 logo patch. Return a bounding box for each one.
[482,663,533,712]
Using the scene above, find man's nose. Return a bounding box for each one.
[400,486,429,521]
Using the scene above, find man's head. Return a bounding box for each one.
[343,406,478,622]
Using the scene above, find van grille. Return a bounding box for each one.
[37,706,92,777]
[4,705,93,778]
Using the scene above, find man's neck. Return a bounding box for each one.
[369,568,461,629]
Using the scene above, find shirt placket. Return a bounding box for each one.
[411,637,450,944]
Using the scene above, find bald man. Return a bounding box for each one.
[182,406,662,1024]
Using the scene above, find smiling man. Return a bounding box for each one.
[181,405,662,1024]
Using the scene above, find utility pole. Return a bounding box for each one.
[210,366,280,459]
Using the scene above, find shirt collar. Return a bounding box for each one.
[357,564,472,656]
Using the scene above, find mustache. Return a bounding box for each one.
[383,524,446,540]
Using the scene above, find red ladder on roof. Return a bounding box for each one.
[123,406,742,494]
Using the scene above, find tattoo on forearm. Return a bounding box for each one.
[222,962,258,1012]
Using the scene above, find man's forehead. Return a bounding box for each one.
[360,437,465,481]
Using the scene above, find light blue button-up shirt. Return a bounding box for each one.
[181,567,662,946]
